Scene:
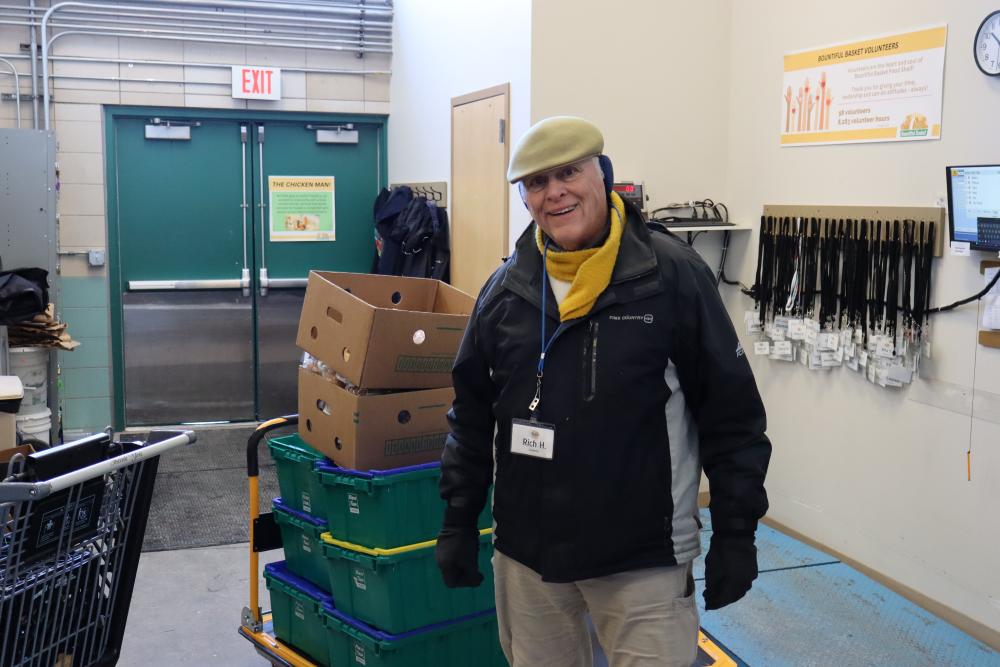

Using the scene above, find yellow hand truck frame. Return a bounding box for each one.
[238,414,319,667]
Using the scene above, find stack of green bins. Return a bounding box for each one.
[313,461,500,658]
[312,461,492,548]
[268,434,328,515]
[263,562,332,665]
[267,433,335,659]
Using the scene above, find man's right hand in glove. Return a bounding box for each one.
[435,499,483,588]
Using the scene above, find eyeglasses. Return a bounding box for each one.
[521,159,591,194]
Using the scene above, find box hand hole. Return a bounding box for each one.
[391,291,402,305]
[334,437,343,450]
[305,419,313,432]
[342,347,351,362]
[397,410,411,424]
[317,399,332,416]
[412,329,426,345]
[326,306,343,324]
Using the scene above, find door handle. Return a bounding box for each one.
[128,279,245,291]
[266,278,308,289]
[258,124,268,297]
[241,124,250,297]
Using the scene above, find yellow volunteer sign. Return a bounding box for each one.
[781,25,946,146]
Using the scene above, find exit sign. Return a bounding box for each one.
[232,66,281,100]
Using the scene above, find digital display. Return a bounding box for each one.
[947,165,1000,251]
[614,184,636,193]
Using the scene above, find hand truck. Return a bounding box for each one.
[238,414,319,667]
[0,428,196,667]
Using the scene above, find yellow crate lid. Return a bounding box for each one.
[320,528,492,556]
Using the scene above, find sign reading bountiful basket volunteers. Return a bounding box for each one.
[781,26,946,146]
[269,176,335,242]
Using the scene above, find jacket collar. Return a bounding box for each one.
[502,198,661,318]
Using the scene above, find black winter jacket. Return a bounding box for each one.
[440,201,771,583]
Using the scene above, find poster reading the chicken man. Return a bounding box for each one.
[269,176,335,241]
[781,26,946,146]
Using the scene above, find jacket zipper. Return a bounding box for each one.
[583,320,599,401]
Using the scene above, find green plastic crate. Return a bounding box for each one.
[273,498,329,589]
[269,434,328,515]
[264,561,332,666]
[322,605,506,667]
[313,461,492,549]
[320,529,495,634]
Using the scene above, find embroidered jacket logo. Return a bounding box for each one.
[609,314,654,324]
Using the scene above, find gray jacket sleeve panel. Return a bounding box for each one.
[439,287,498,519]
[667,241,771,533]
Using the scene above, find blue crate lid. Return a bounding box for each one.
[312,461,440,480]
[272,498,327,527]
[323,603,495,641]
[264,561,333,606]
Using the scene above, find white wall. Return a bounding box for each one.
[388,0,532,253]
[532,0,734,255]
[530,0,1000,637]
[723,0,1000,635]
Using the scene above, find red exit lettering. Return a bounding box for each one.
[241,69,273,95]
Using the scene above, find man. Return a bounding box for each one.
[437,116,771,667]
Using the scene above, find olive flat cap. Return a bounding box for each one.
[507,116,604,183]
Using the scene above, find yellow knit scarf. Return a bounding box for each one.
[534,191,625,321]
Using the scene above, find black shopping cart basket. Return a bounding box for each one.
[0,428,196,667]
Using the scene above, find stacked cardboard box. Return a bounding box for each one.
[266,272,506,665]
[295,271,475,469]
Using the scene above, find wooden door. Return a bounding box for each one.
[451,84,510,296]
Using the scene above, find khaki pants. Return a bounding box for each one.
[493,551,699,667]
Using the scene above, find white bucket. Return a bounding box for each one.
[16,407,51,445]
[9,347,48,413]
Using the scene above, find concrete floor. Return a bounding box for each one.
[116,516,1000,666]
[119,544,282,666]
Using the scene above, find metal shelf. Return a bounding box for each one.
[660,224,751,233]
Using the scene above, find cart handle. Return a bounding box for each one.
[0,430,196,503]
[247,414,298,630]
[247,414,299,477]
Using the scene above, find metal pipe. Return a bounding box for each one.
[50,6,392,32]
[41,0,393,129]
[0,51,392,76]
[0,8,391,34]
[49,28,393,54]
[0,56,20,127]
[45,22,390,50]
[144,0,392,19]
[43,14,391,40]
[28,0,37,128]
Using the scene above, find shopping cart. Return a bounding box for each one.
[239,414,318,666]
[0,428,195,667]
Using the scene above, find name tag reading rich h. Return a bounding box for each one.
[510,418,556,460]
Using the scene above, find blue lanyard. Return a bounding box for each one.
[530,242,557,415]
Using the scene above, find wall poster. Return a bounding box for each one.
[269,176,335,242]
[781,26,946,146]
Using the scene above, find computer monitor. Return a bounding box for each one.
[946,164,1000,251]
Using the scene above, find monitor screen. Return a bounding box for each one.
[946,164,1000,251]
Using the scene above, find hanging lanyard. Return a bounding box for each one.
[529,242,558,416]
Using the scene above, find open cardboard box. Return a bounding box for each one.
[297,367,454,470]
[296,272,474,390]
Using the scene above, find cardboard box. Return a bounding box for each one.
[298,367,454,470]
[296,272,474,390]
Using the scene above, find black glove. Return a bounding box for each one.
[435,500,484,588]
[703,531,758,610]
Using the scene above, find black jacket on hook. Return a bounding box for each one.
[373,187,452,281]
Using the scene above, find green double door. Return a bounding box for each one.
[109,111,384,427]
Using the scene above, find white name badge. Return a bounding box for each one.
[511,419,555,460]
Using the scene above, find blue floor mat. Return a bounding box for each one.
[694,510,1000,666]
